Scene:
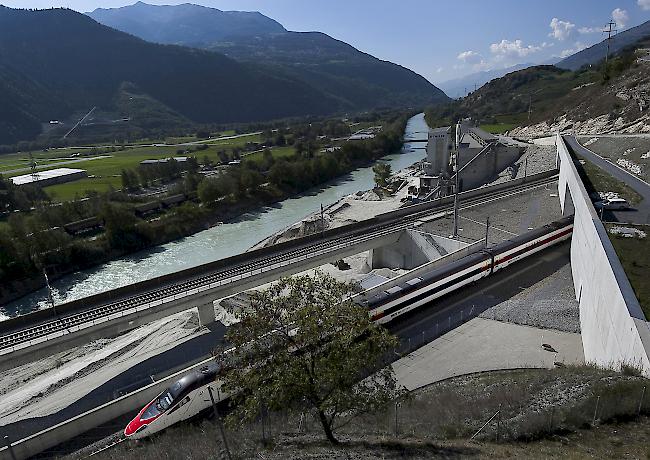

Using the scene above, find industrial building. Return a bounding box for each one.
[139,157,189,166]
[410,124,524,200]
[456,125,522,191]
[10,168,87,187]
[426,126,452,176]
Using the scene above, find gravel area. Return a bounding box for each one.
[253,161,421,249]
[419,180,563,245]
[577,135,650,180]
[479,263,580,333]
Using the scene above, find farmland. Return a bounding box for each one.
[0,132,266,201]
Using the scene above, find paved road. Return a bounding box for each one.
[564,135,650,224]
[51,131,263,150]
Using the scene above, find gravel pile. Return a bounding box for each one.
[479,264,580,333]
[491,144,557,185]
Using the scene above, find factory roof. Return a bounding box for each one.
[10,168,86,186]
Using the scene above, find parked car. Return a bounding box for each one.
[594,197,629,210]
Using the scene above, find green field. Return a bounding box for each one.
[0,133,264,201]
[244,146,296,164]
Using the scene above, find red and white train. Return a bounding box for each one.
[125,216,573,439]
[124,363,223,439]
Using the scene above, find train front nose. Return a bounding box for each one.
[124,416,148,438]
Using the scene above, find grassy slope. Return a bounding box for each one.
[86,367,650,460]
[427,38,647,133]
[579,160,643,205]
[606,224,650,318]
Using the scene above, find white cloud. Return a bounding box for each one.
[560,42,587,58]
[490,39,542,58]
[472,60,492,72]
[612,8,628,28]
[578,26,601,34]
[639,0,650,11]
[549,18,575,40]
[457,50,482,63]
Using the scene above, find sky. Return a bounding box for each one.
[3,0,650,84]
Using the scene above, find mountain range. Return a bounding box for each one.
[437,63,539,99]
[0,4,447,146]
[557,19,650,70]
[87,2,447,114]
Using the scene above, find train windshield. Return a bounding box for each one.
[141,400,162,420]
[157,391,176,411]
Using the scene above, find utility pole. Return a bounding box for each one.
[452,123,461,238]
[29,152,39,183]
[528,93,533,121]
[603,20,617,73]
[320,203,324,238]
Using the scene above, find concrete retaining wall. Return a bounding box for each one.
[368,230,441,269]
[363,239,484,299]
[557,134,650,375]
[459,143,522,191]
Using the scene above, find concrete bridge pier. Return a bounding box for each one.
[197,302,216,327]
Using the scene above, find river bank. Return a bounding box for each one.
[252,159,424,249]
[2,114,429,317]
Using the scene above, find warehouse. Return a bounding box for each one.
[10,168,88,187]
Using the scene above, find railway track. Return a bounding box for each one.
[0,175,557,352]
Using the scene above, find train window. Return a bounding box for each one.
[142,400,162,419]
[405,278,423,286]
[157,391,175,411]
[385,286,403,295]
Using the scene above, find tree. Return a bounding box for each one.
[219,271,401,444]
[239,168,263,192]
[372,163,392,188]
[120,169,139,191]
[196,129,210,139]
[101,203,146,251]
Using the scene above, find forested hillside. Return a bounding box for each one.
[88,2,448,113]
[0,7,336,145]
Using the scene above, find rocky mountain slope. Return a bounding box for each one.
[89,1,286,44]
[427,38,650,137]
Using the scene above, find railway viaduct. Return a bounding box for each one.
[0,172,557,370]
